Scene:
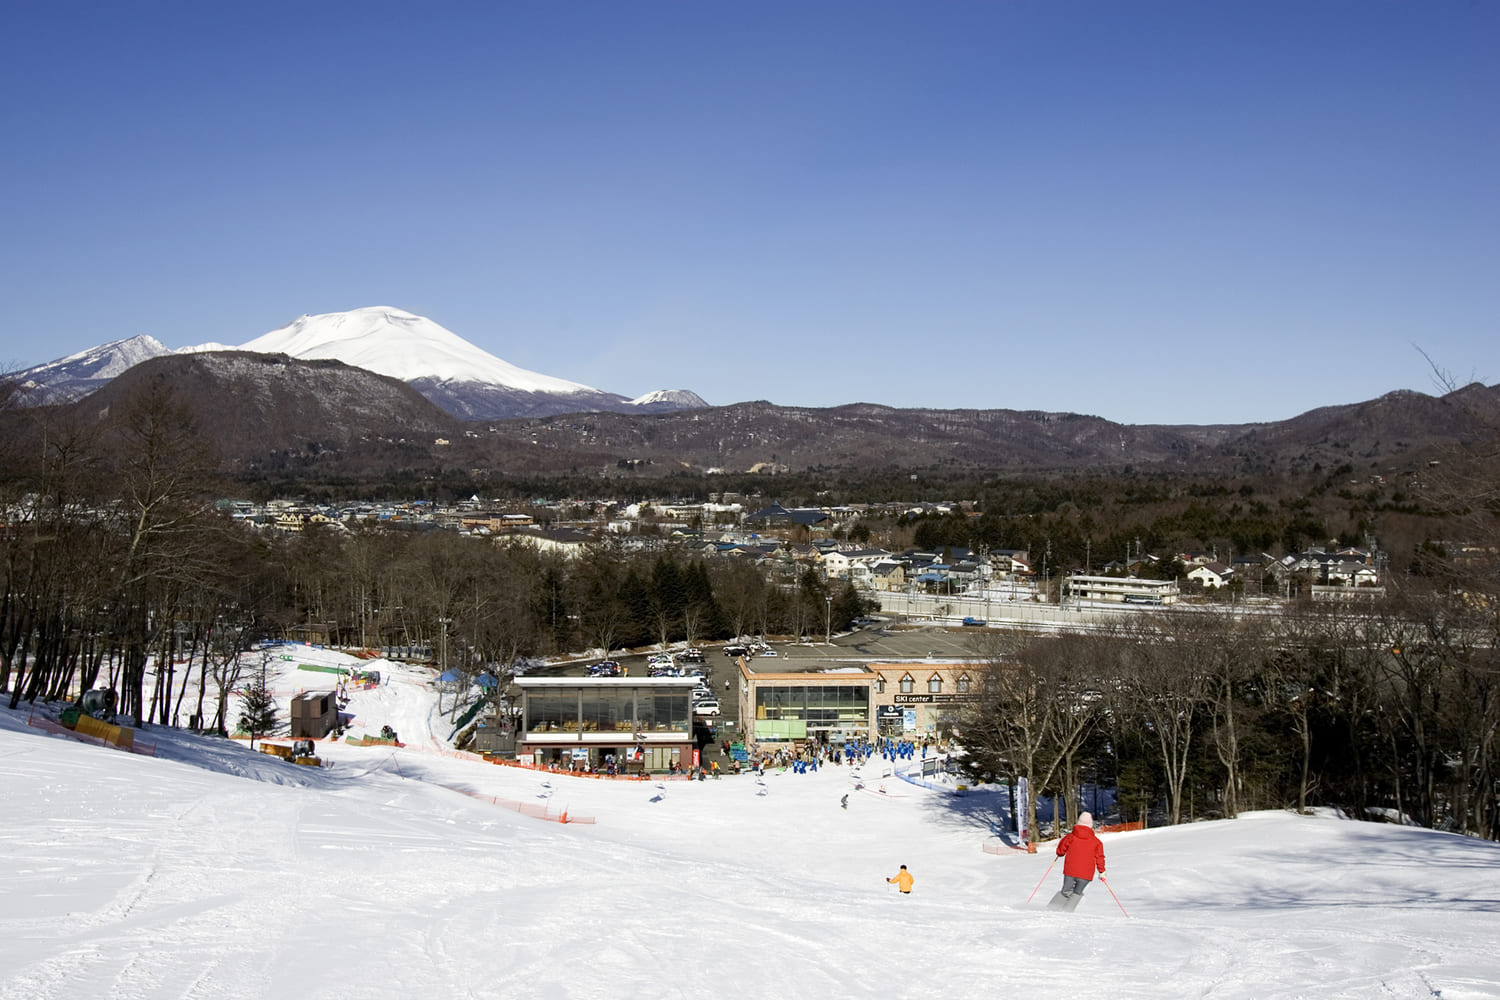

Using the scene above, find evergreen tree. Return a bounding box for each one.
[237,656,278,750]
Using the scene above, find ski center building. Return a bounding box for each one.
[867,663,980,740]
[513,676,700,772]
[736,659,983,749]
[734,660,875,748]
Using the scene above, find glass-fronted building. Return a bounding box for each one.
[515,677,700,772]
[734,661,876,747]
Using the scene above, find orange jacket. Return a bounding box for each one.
[1056,824,1106,880]
[887,868,914,893]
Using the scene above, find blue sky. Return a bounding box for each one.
[3,2,1495,424]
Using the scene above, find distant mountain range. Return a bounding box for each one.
[9,349,1492,481]
[5,307,1496,480]
[11,306,710,420]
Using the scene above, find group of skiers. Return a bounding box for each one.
[876,737,931,761]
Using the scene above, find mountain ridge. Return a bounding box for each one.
[9,306,709,419]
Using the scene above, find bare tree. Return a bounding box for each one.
[1113,614,1214,826]
[959,632,1105,842]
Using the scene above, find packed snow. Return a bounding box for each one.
[3,648,1498,1000]
[239,306,600,393]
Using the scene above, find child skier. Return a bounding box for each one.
[1048,812,1105,912]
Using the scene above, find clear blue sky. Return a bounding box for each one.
[3,1,1495,424]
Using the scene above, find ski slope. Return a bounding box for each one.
[2,654,1498,1000]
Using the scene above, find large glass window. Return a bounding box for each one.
[581,690,635,733]
[646,694,690,733]
[756,683,869,727]
[527,692,577,733]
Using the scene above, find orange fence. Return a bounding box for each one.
[443,785,595,825]
[984,820,1143,856]
[483,756,665,781]
[981,840,1030,855]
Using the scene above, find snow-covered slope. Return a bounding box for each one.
[3,651,1498,1000]
[240,306,599,394]
[10,334,173,404]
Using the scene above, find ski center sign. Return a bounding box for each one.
[892,694,975,704]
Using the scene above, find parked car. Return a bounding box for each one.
[962,617,987,627]
[757,648,779,657]
[678,649,705,664]
[722,644,748,658]
[693,699,721,716]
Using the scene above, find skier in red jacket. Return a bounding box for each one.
[1048,812,1106,911]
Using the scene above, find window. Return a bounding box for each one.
[900,673,915,694]
[875,674,886,694]
[580,690,635,732]
[928,674,942,694]
[645,694,690,733]
[957,674,971,694]
[526,692,577,733]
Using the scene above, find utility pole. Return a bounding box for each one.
[439,617,452,715]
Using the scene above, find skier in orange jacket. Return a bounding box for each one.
[1049,812,1105,911]
[886,864,914,894]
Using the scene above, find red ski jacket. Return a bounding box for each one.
[1056,824,1106,880]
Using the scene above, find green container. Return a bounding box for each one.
[60,707,80,729]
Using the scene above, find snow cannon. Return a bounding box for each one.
[78,688,118,721]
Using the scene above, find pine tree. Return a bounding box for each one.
[237,656,278,750]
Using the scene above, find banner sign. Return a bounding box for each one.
[893,694,978,704]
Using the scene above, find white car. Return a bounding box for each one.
[693,699,721,716]
[757,648,779,657]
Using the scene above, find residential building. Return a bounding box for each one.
[1062,574,1180,605]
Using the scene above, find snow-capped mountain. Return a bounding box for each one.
[238,306,662,420]
[241,307,597,395]
[9,307,710,419]
[631,389,710,411]
[10,335,174,405]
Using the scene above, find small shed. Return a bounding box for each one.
[290,689,338,738]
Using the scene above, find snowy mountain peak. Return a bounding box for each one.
[239,306,601,395]
[631,389,710,408]
[11,334,173,405]
[36,334,170,378]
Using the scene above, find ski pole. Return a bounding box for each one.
[1099,875,1129,918]
[1027,854,1059,903]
